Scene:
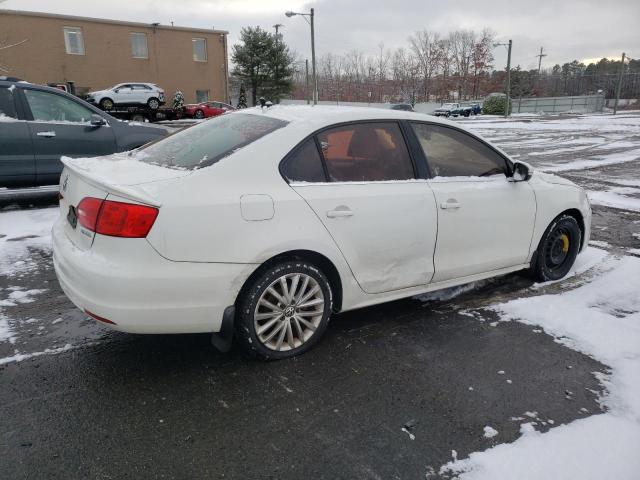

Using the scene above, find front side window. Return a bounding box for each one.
[130,33,148,58]
[139,113,287,170]
[0,87,17,119]
[316,122,414,182]
[63,27,85,55]
[196,90,209,102]
[24,89,94,123]
[411,123,508,178]
[193,38,207,62]
[282,138,326,183]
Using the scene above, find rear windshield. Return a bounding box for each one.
[138,113,288,170]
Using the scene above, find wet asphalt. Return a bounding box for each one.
[2,113,639,479]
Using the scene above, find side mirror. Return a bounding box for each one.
[511,161,531,182]
[90,114,107,127]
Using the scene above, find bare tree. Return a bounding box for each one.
[409,30,442,102]
[0,38,29,74]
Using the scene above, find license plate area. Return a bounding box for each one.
[67,205,78,229]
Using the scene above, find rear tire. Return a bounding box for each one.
[235,260,333,360]
[530,214,581,282]
[99,98,114,110]
[195,109,205,119]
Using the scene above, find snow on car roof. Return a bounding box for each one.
[232,104,459,132]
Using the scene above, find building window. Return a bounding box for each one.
[196,90,210,102]
[63,27,85,55]
[130,33,148,59]
[192,38,207,62]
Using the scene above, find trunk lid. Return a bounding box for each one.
[59,153,189,250]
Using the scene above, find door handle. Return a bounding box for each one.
[327,207,353,218]
[440,200,461,210]
[37,131,56,138]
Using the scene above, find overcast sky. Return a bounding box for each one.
[3,0,638,70]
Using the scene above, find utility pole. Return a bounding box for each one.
[613,52,626,115]
[273,24,283,104]
[310,8,317,104]
[305,59,310,105]
[285,8,318,105]
[493,39,512,118]
[536,46,547,75]
[505,40,512,118]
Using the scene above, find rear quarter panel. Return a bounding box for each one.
[142,130,364,306]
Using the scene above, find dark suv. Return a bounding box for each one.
[0,78,167,188]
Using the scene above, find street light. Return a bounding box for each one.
[494,39,512,118]
[285,8,317,105]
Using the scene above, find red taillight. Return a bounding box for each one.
[77,197,103,231]
[76,197,158,238]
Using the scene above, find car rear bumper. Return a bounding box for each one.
[52,217,255,334]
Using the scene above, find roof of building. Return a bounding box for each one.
[0,9,228,35]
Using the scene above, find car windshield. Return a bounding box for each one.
[138,113,288,170]
[442,103,456,108]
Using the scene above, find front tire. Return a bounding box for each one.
[147,97,160,110]
[99,98,114,110]
[530,214,581,282]
[194,109,205,119]
[235,260,333,360]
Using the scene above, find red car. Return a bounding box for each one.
[183,101,235,119]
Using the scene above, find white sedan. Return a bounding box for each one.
[53,106,591,360]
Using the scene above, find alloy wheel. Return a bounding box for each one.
[253,273,325,352]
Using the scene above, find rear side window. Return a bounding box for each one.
[24,89,94,123]
[316,122,415,182]
[139,113,288,170]
[0,87,17,119]
[282,139,326,182]
[411,123,508,177]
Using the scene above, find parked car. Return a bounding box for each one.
[433,103,460,117]
[86,83,165,111]
[183,101,235,119]
[450,103,482,117]
[0,78,167,188]
[388,103,414,112]
[53,106,591,360]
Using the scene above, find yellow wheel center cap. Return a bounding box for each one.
[560,234,570,253]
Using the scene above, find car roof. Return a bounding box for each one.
[233,105,457,132]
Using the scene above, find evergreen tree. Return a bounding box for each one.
[231,26,295,105]
[237,83,248,109]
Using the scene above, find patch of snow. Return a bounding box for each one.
[483,426,499,438]
[401,427,416,440]
[440,254,640,479]
[0,207,59,276]
[0,313,16,344]
[539,148,640,173]
[588,189,640,212]
[0,343,74,365]
[588,240,609,248]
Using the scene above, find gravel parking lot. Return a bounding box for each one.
[1,112,639,479]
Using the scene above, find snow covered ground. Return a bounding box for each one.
[463,112,640,215]
[439,251,640,479]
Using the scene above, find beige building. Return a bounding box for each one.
[0,9,229,104]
